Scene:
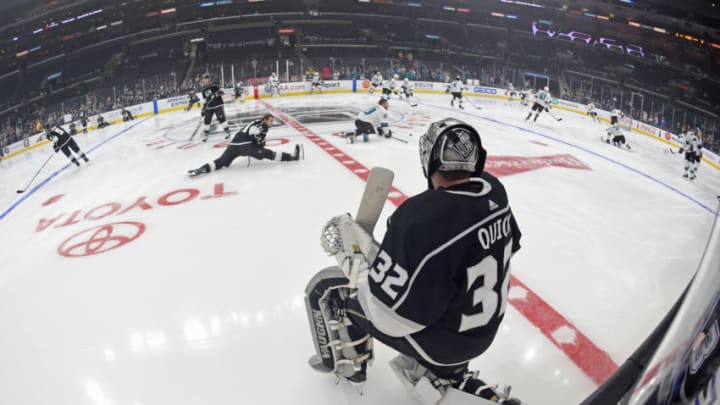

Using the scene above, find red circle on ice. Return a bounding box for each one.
[58,222,146,257]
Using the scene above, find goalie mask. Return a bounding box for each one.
[419,118,487,189]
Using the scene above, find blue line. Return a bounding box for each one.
[0,118,150,221]
[423,101,717,215]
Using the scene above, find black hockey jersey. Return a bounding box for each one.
[358,173,521,365]
[202,84,225,109]
[47,126,72,149]
[230,120,269,146]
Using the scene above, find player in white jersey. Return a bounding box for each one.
[267,72,280,97]
[310,72,324,95]
[342,98,391,143]
[587,102,599,122]
[369,72,383,95]
[610,108,623,125]
[446,76,465,109]
[400,78,414,99]
[679,128,703,180]
[524,87,551,122]
[390,74,401,98]
[603,123,631,149]
[507,82,517,101]
[519,88,530,106]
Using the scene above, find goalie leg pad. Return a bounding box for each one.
[305,267,373,378]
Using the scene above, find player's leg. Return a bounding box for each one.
[201,108,214,142]
[343,298,524,404]
[61,144,80,166]
[690,154,700,179]
[683,154,693,178]
[248,144,301,161]
[67,139,89,162]
[216,107,231,139]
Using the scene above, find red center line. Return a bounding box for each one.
[261,101,618,386]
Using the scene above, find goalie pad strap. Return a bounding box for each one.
[305,267,373,377]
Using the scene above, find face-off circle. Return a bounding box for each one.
[58,221,146,257]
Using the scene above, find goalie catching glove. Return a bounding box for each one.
[320,213,379,288]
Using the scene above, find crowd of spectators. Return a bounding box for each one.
[2,55,718,157]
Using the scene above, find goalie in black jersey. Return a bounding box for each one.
[44,123,89,167]
[305,118,525,404]
[187,113,303,177]
[199,73,231,142]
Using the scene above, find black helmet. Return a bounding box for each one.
[419,118,487,189]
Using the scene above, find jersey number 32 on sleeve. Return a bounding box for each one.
[458,239,514,333]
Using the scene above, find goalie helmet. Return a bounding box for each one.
[419,118,487,189]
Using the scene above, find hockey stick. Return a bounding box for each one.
[545,108,563,122]
[402,96,418,107]
[464,97,482,110]
[17,152,55,194]
[189,117,203,141]
[389,134,408,144]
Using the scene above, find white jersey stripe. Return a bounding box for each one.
[391,206,511,310]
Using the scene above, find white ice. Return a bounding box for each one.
[0,92,718,405]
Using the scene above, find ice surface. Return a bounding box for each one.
[0,93,717,405]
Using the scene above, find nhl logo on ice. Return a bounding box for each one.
[58,221,146,257]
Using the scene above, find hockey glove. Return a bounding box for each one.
[678,148,684,154]
[321,213,378,288]
[53,145,59,153]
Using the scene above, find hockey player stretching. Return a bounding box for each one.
[679,128,703,180]
[603,123,631,150]
[305,118,525,404]
[447,76,465,109]
[343,99,391,143]
[187,114,302,177]
[200,73,231,142]
[525,86,550,122]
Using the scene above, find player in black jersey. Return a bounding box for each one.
[305,118,524,404]
[199,73,231,142]
[121,107,135,121]
[185,91,201,111]
[79,111,88,133]
[44,124,89,167]
[187,113,303,177]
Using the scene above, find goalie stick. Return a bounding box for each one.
[354,166,394,234]
[306,167,395,374]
